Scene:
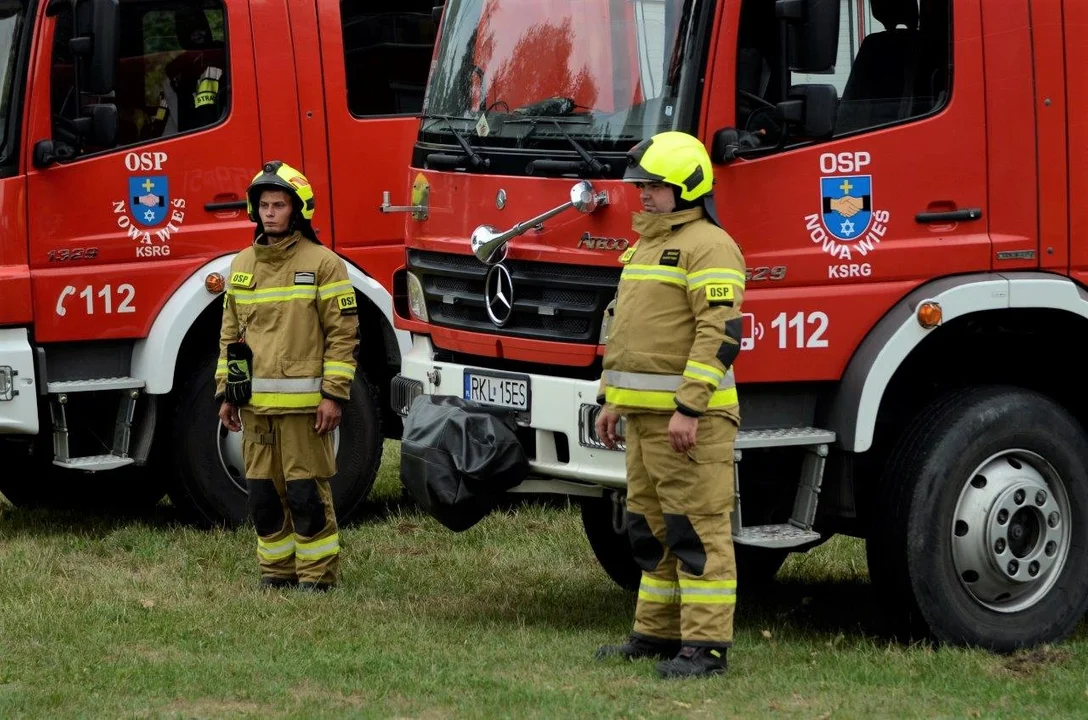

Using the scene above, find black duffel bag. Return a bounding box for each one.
[399,394,530,532]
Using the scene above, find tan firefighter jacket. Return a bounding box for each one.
[597,207,746,423]
[216,231,360,414]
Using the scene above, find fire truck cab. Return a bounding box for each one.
[392,0,1088,651]
[0,0,439,525]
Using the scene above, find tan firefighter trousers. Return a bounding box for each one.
[240,409,340,586]
[624,412,737,648]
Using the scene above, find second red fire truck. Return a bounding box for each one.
[391,0,1088,651]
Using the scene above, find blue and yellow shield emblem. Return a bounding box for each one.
[820,175,871,241]
[128,175,169,227]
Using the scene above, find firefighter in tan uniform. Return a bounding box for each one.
[215,160,360,591]
[594,131,746,678]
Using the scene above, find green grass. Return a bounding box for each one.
[1,440,1085,718]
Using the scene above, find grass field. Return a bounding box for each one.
[1,440,1086,718]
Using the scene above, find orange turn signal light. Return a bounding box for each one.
[205,272,225,294]
[917,300,942,328]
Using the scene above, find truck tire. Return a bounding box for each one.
[165,354,382,528]
[868,385,1088,652]
[580,497,641,591]
[580,496,787,592]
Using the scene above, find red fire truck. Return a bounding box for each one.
[0,0,439,525]
[391,0,1088,650]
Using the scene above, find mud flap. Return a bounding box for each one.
[399,395,529,532]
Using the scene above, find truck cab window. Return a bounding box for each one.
[736,0,950,145]
[341,1,437,116]
[49,0,228,155]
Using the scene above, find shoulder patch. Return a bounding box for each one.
[619,247,636,264]
[336,292,358,315]
[229,271,255,288]
[659,248,682,267]
[294,271,316,285]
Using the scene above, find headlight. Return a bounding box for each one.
[0,366,15,401]
[407,271,428,322]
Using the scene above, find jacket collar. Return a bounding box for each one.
[253,231,302,263]
[631,207,706,240]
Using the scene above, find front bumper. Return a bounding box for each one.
[394,335,627,493]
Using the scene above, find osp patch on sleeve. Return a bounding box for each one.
[705,283,735,306]
[230,271,254,288]
[335,292,358,315]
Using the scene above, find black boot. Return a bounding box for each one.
[595,634,681,661]
[298,581,334,592]
[260,576,298,589]
[656,646,728,678]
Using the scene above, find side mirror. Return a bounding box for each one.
[776,84,838,139]
[710,127,767,163]
[775,0,840,73]
[72,0,119,95]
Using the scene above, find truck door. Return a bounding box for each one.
[24,0,262,343]
[701,0,990,380]
[318,1,438,291]
[1064,0,1088,280]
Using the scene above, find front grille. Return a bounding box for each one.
[407,249,621,343]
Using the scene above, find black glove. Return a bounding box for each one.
[225,341,253,406]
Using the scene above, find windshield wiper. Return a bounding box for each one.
[422,114,489,171]
[511,118,610,177]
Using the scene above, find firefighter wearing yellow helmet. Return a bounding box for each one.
[594,131,746,678]
[216,160,360,591]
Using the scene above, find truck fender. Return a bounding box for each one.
[130,254,410,395]
[828,271,1088,453]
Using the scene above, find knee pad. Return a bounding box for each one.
[663,513,707,576]
[627,512,665,572]
[285,479,329,538]
[246,479,284,536]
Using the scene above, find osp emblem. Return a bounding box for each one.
[484,263,514,327]
[128,175,170,227]
[802,152,892,278]
[820,175,873,241]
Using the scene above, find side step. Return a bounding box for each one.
[47,377,145,394]
[731,426,836,549]
[49,377,144,472]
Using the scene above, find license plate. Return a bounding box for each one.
[463,369,530,411]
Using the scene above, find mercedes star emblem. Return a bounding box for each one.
[484,263,514,327]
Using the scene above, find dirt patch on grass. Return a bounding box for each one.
[153,698,268,718]
[291,681,368,710]
[999,646,1073,678]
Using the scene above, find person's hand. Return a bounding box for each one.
[595,407,623,449]
[218,401,241,432]
[315,398,342,435]
[668,412,699,453]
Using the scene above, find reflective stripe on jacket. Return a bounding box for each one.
[598,206,746,421]
[216,231,360,413]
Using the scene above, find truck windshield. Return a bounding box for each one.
[0,2,25,153]
[422,0,701,151]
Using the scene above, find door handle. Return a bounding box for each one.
[205,199,247,211]
[916,208,983,223]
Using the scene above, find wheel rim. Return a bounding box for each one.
[216,419,340,494]
[951,449,1071,613]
